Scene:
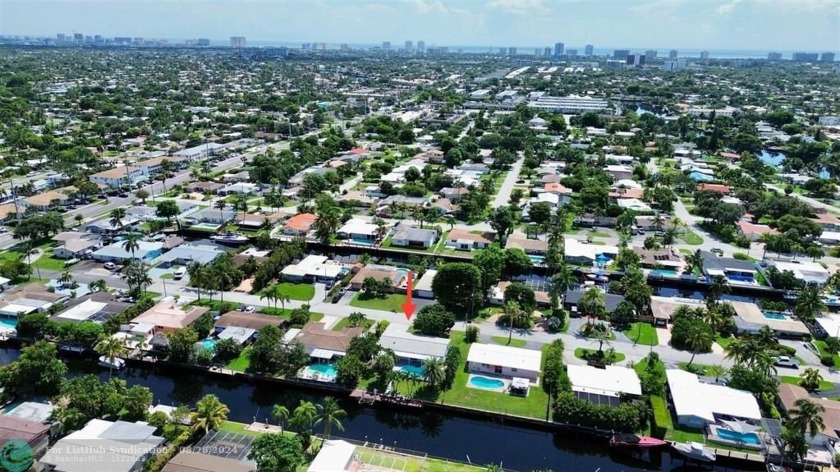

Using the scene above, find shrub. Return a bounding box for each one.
[465,325,480,343]
[412,304,456,337]
[821,355,835,367]
[374,320,389,338]
[546,316,564,333]
[649,396,670,439]
[733,252,750,260]
[553,392,646,432]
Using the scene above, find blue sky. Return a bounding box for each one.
[1,0,838,51]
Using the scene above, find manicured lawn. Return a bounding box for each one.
[677,362,716,376]
[219,420,263,437]
[715,334,735,349]
[814,340,840,368]
[357,447,486,472]
[259,307,324,322]
[430,331,551,420]
[331,317,374,331]
[679,229,704,245]
[226,347,251,372]
[275,282,315,301]
[490,335,526,348]
[574,348,626,363]
[350,293,407,313]
[620,323,658,346]
[779,375,834,392]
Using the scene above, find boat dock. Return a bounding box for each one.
[350,389,423,408]
[669,441,765,466]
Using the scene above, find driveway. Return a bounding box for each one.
[492,157,524,208]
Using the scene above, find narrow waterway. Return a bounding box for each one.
[0,346,763,472]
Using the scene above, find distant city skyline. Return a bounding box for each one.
[1,0,838,52]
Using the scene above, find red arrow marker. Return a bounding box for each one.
[402,270,417,320]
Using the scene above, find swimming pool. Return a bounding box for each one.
[396,268,410,279]
[400,365,425,377]
[650,269,678,278]
[198,338,217,352]
[529,255,546,263]
[716,428,760,445]
[0,318,17,331]
[469,375,506,390]
[763,312,788,321]
[306,363,338,378]
[193,222,221,231]
[350,238,375,246]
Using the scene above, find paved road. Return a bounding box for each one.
[491,157,524,208]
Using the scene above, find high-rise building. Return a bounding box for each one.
[94,35,102,43]
[230,36,246,48]
[340,43,350,51]
[56,33,65,42]
[669,49,678,59]
[417,40,425,53]
[566,49,578,57]
[382,41,391,50]
[767,52,782,61]
[626,54,646,67]
[73,33,83,42]
[499,47,507,55]
[822,52,836,62]
[700,51,710,59]
[645,50,657,59]
[663,59,686,71]
[534,48,541,57]
[792,52,819,61]
[554,42,564,57]
[405,40,413,51]
[544,47,552,57]
[196,38,210,46]
[613,49,630,60]
[509,47,517,56]
[584,44,593,56]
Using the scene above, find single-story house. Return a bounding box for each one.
[40,419,165,472]
[158,243,225,266]
[778,383,840,458]
[413,269,436,299]
[337,219,379,242]
[604,164,633,180]
[697,183,730,194]
[491,281,550,307]
[182,208,236,225]
[730,300,809,339]
[349,265,407,291]
[440,187,470,202]
[0,283,68,317]
[633,215,676,232]
[23,189,73,211]
[294,322,365,360]
[564,289,626,316]
[390,225,437,249]
[378,325,450,366]
[281,255,344,282]
[736,220,778,241]
[567,364,642,406]
[214,311,287,333]
[445,229,495,252]
[766,259,831,287]
[700,250,758,284]
[505,236,548,256]
[0,416,51,460]
[466,343,542,382]
[306,439,358,472]
[129,302,208,334]
[85,216,141,234]
[812,212,840,231]
[666,369,761,429]
[649,296,705,326]
[637,248,683,272]
[219,182,260,196]
[91,241,164,263]
[162,451,254,472]
[53,235,102,260]
[564,238,619,265]
[186,181,225,194]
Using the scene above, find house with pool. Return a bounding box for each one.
[466,343,542,392]
[337,218,379,244]
[665,369,761,430]
[567,364,642,406]
[294,322,365,382]
[778,383,840,466]
[349,264,409,292]
[699,250,758,285]
[378,325,450,375]
[730,300,810,339]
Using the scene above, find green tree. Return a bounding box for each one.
[155,199,180,224]
[794,286,824,323]
[431,263,482,315]
[291,400,317,432]
[190,394,230,434]
[315,397,346,439]
[422,356,446,389]
[121,233,141,260]
[473,245,505,295]
[0,341,67,396]
[799,368,825,392]
[109,207,127,233]
[248,433,305,472]
[134,189,150,203]
[94,335,127,378]
[579,287,606,327]
[685,322,714,367]
[412,304,456,337]
[787,398,826,438]
[487,206,517,245]
[272,404,290,429]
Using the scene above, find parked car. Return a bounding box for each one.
[65,258,80,266]
[173,267,186,280]
[242,306,256,313]
[774,356,798,369]
[104,262,116,270]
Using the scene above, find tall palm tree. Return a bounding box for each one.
[292,400,317,433]
[109,208,127,233]
[121,233,141,260]
[550,264,576,304]
[213,265,237,307]
[799,368,825,392]
[272,404,290,429]
[187,262,207,301]
[685,324,714,367]
[503,301,527,345]
[190,394,230,434]
[214,199,227,224]
[260,287,277,311]
[684,249,703,274]
[422,357,446,389]
[707,275,730,303]
[315,397,346,439]
[94,335,127,378]
[787,398,826,438]
[579,286,606,328]
[88,279,108,293]
[314,206,341,244]
[795,286,825,324]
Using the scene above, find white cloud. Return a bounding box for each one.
[400,0,467,15]
[716,0,742,15]
[487,0,549,15]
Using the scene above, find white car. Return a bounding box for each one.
[774,356,798,368]
[104,262,116,270]
[173,267,186,280]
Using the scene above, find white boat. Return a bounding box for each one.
[671,441,716,462]
[98,356,126,370]
[210,232,249,245]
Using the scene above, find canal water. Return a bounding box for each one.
[0,347,760,472]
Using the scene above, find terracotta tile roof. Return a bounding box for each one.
[737,220,779,236]
[778,383,840,439]
[697,183,730,194]
[295,322,364,353]
[284,213,317,232]
[813,213,840,225]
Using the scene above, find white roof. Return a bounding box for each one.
[337,219,378,236]
[414,269,436,292]
[42,419,164,472]
[467,343,542,373]
[769,260,830,284]
[564,238,620,261]
[307,439,356,472]
[281,255,343,278]
[55,300,107,322]
[379,325,450,360]
[666,369,761,423]
[567,364,642,397]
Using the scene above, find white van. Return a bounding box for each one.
[173,267,186,280]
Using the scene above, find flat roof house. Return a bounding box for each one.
[413,269,436,299]
[214,311,287,333]
[158,243,225,266]
[379,325,450,366]
[445,229,494,252]
[91,241,163,263]
[391,224,437,249]
[337,219,379,242]
[130,302,208,334]
[467,343,542,382]
[567,364,642,406]
[281,255,345,282]
[666,369,761,429]
[700,250,757,284]
[767,259,831,287]
[0,416,51,461]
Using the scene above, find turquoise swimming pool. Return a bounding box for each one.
[0,318,17,331]
[650,269,678,277]
[469,375,506,390]
[400,365,425,377]
[529,255,546,263]
[763,312,788,321]
[198,338,217,352]
[306,363,338,377]
[193,222,221,231]
[716,428,760,445]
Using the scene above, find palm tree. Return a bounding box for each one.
[503,301,526,345]
[213,265,237,307]
[88,279,108,293]
[187,262,208,301]
[706,365,728,381]
[707,275,730,303]
[315,397,346,439]
[795,286,824,324]
[799,368,825,392]
[725,337,765,367]
[121,233,141,260]
[422,357,446,389]
[260,287,277,311]
[57,270,73,288]
[685,324,713,367]
[190,394,230,434]
[348,311,367,328]
[94,335,127,378]
[109,208,127,233]
[272,404,290,429]
[684,249,703,274]
[275,286,291,310]
[787,398,826,438]
[758,233,777,259]
[579,286,606,328]
[292,400,317,433]
[314,206,341,244]
[214,199,227,224]
[550,264,576,304]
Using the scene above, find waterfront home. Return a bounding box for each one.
[91,240,164,263]
[307,439,358,472]
[337,219,379,243]
[40,419,165,472]
[162,450,254,472]
[736,220,778,241]
[294,322,365,361]
[505,236,548,257]
[445,229,495,251]
[85,216,141,235]
[567,364,642,406]
[466,343,542,382]
[413,269,436,299]
[349,265,408,292]
[766,259,831,287]
[665,369,761,429]
[215,311,287,334]
[182,208,236,225]
[649,296,705,326]
[51,296,130,324]
[777,383,839,466]
[281,255,345,282]
[158,242,225,267]
[491,281,550,307]
[283,213,317,236]
[730,300,809,339]
[0,283,68,317]
[379,325,450,367]
[0,416,51,462]
[636,247,683,273]
[126,201,197,221]
[564,238,619,265]
[390,224,437,249]
[130,302,209,334]
[699,250,758,284]
[564,289,626,317]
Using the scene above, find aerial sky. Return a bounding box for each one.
[1,0,838,52]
